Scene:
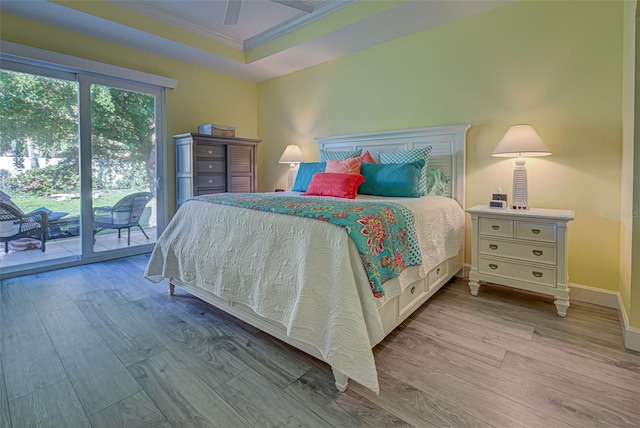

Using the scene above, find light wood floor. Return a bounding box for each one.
[1,255,639,427]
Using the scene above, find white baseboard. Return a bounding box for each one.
[568,283,620,308]
[617,294,640,352]
[457,275,640,352]
[569,283,640,352]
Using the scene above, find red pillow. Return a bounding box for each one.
[304,173,365,199]
[361,150,376,163]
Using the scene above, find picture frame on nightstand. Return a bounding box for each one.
[489,192,507,209]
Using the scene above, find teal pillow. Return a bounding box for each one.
[319,149,362,161]
[292,162,326,192]
[378,146,432,195]
[358,160,425,198]
[426,167,450,196]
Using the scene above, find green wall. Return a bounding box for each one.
[257,0,624,293]
[0,13,258,219]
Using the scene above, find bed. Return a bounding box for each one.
[145,124,470,394]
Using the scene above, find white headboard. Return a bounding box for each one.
[315,124,470,208]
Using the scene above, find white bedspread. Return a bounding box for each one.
[145,193,464,393]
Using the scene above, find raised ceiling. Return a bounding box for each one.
[1,0,512,82]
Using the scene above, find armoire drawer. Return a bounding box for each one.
[195,187,225,196]
[197,175,225,188]
[196,145,225,158]
[197,159,225,173]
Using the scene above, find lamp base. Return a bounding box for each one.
[287,164,296,191]
[512,160,529,210]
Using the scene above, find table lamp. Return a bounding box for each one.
[492,124,551,210]
[279,144,304,190]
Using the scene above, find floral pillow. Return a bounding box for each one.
[304,173,365,199]
[325,157,362,174]
[425,167,450,196]
[319,148,362,162]
[378,146,432,195]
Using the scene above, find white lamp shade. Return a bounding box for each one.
[492,124,551,157]
[278,145,304,164]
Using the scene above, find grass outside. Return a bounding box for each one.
[9,191,132,215]
[4,190,153,229]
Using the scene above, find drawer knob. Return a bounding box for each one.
[208,164,213,169]
[208,150,213,154]
[489,244,498,250]
[489,264,498,270]
[208,179,213,184]
[531,229,541,234]
[532,250,543,256]
[492,225,500,230]
[436,267,440,275]
[532,271,543,278]
[410,286,416,294]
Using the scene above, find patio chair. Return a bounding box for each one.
[0,201,48,253]
[93,192,153,246]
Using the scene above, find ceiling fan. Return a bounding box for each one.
[224,0,320,25]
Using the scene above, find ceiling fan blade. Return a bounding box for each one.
[270,0,317,14]
[224,0,242,25]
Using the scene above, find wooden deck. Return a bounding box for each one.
[0,228,156,269]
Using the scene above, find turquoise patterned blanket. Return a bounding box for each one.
[191,194,422,297]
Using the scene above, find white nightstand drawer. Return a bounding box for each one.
[479,256,557,288]
[516,221,556,242]
[479,218,513,238]
[478,238,556,265]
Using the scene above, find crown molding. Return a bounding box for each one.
[0,41,178,88]
[110,1,244,50]
[244,0,356,50]
[109,0,354,52]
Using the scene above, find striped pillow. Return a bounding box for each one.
[378,146,432,195]
[319,149,362,162]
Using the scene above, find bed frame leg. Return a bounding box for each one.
[331,367,348,392]
[169,282,175,296]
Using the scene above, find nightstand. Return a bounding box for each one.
[467,205,574,316]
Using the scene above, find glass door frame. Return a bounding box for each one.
[78,73,166,262]
[0,62,167,277]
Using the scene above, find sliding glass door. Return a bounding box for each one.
[0,64,164,275]
[89,80,159,253]
[0,67,81,267]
